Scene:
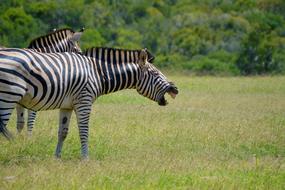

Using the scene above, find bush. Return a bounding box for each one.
[190,55,239,75]
[156,53,187,70]
[0,7,40,47]
[80,29,106,50]
[236,29,285,75]
[272,52,285,74]
[155,50,239,75]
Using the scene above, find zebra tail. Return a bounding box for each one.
[0,118,13,140]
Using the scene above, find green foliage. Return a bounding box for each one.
[114,28,143,49]
[237,26,285,75]
[156,53,187,69]
[189,55,238,75]
[80,29,106,50]
[0,7,39,47]
[0,0,285,75]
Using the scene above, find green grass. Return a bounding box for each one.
[1,76,285,189]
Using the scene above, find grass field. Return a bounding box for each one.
[1,76,285,189]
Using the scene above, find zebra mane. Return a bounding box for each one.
[83,47,155,63]
[28,28,75,48]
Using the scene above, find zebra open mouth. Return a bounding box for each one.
[158,85,179,106]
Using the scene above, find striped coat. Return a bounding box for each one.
[16,28,84,134]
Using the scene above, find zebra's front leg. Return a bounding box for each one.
[27,110,37,136]
[74,102,92,159]
[55,109,72,158]
[16,105,26,133]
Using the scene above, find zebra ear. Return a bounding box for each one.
[70,32,83,42]
[79,27,85,32]
[146,49,155,63]
[138,48,148,66]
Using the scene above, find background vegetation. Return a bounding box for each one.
[1,0,285,75]
[1,76,285,189]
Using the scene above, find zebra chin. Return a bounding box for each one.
[157,84,179,106]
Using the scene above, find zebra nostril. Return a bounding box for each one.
[168,82,178,90]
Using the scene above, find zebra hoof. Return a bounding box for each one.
[54,154,61,159]
[81,156,89,161]
[27,131,32,137]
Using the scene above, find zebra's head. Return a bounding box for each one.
[69,29,83,53]
[136,49,178,106]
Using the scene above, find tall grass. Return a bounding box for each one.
[1,76,285,189]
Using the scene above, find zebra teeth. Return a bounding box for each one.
[168,92,176,99]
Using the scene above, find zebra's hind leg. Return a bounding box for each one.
[16,105,26,133]
[27,110,37,136]
[55,109,72,158]
[74,100,92,159]
[0,102,17,139]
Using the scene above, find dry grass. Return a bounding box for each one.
[1,76,285,189]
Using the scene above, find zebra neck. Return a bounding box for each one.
[28,28,74,51]
[29,41,69,53]
[85,48,142,96]
[94,59,140,95]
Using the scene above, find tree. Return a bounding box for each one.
[0,7,39,47]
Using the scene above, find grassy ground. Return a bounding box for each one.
[0,76,285,189]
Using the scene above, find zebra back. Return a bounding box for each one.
[83,47,155,63]
[28,28,82,53]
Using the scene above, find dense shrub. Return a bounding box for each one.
[189,53,239,75]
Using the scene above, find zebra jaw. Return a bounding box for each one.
[168,92,177,99]
[158,85,179,106]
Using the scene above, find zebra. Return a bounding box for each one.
[28,28,84,53]
[16,28,84,135]
[23,46,155,136]
[0,47,178,159]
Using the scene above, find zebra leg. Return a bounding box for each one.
[0,102,17,139]
[27,110,37,136]
[74,101,92,159]
[55,109,72,158]
[16,105,26,133]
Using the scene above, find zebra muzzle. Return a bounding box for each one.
[158,85,179,106]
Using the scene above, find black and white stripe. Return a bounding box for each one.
[16,28,83,135]
[28,28,83,53]
[0,47,178,158]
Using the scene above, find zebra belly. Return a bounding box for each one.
[19,91,75,111]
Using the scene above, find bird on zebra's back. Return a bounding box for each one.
[15,27,85,135]
[0,46,178,159]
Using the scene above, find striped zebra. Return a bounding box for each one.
[0,47,178,158]
[28,28,83,53]
[16,28,84,134]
